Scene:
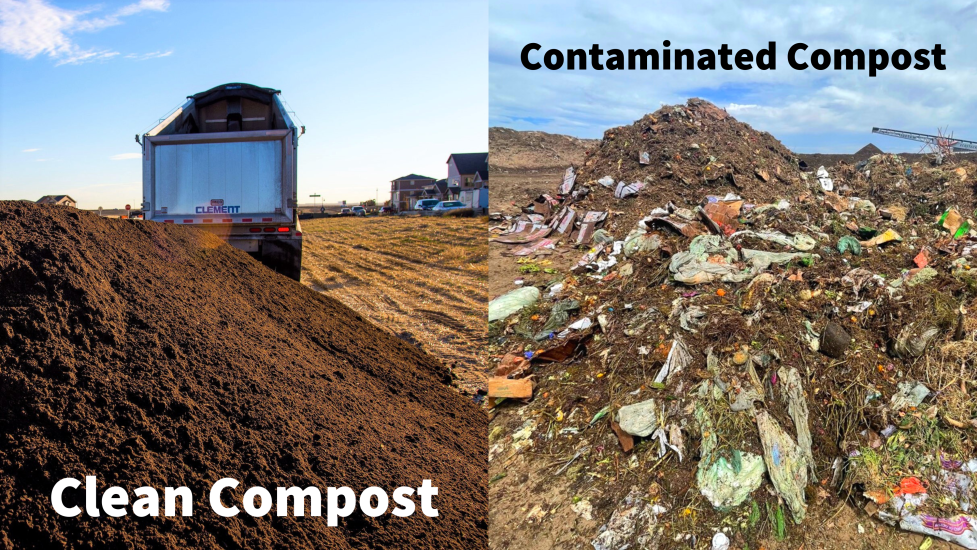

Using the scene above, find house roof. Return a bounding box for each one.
[392,173,436,182]
[36,195,76,204]
[447,153,488,178]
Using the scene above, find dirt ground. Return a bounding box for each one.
[300,215,489,394]
[489,127,596,174]
[491,170,567,216]
[489,127,598,217]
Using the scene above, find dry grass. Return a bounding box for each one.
[300,215,487,394]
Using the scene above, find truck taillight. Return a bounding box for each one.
[263,227,275,232]
[295,232,302,237]
[278,227,290,232]
[249,227,261,233]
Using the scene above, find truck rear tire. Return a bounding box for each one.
[260,239,303,281]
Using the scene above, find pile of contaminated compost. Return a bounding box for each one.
[489,100,977,549]
[0,203,486,549]
[576,98,803,224]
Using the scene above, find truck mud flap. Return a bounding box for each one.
[260,239,302,281]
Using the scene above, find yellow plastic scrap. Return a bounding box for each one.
[859,228,902,247]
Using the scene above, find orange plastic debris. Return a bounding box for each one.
[894,477,926,496]
[864,489,890,505]
[913,248,930,269]
[716,288,726,297]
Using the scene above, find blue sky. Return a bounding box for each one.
[490,0,977,154]
[0,0,487,208]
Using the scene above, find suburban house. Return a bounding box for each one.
[389,153,488,212]
[447,152,488,192]
[390,174,436,211]
[36,195,77,208]
[447,152,488,211]
[420,179,450,202]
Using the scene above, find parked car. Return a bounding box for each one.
[432,200,467,212]
[351,206,366,216]
[415,199,440,211]
[340,208,352,216]
[379,206,396,215]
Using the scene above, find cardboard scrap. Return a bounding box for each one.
[496,353,531,378]
[532,195,558,216]
[614,181,645,199]
[939,209,970,239]
[701,198,743,229]
[493,226,553,244]
[648,216,708,238]
[534,335,587,363]
[560,166,576,195]
[823,192,848,213]
[576,211,609,244]
[611,420,635,452]
[511,238,556,257]
[556,208,576,234]
[487,377,534,399]
[880,205,907,222]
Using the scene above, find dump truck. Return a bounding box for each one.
[138,83,305,280]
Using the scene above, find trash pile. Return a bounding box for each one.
[488,99,977,548]
[0,203,486,549]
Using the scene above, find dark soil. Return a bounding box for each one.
[797,143,884,168]
[0,202,487,549]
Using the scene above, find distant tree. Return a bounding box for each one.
[361,199,377,207]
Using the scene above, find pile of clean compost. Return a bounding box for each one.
[0,202,486,549]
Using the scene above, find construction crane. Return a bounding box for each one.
[872,127,977,153]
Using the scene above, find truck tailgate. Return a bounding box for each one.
[153,140,284,216]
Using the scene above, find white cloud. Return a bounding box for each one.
[110,152,142,160]
[490,0,977,152]
[116,0,168,18]
[124,49,172,60]
[22,147,39,152]
[0,0,170,65]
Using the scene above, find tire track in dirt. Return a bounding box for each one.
[299,216,488,394]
